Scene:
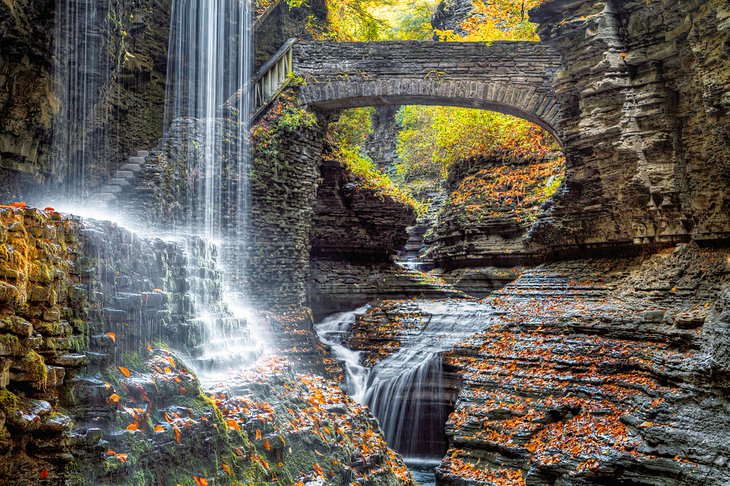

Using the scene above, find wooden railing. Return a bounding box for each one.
[223,38,296,121]
[251,38,296,119]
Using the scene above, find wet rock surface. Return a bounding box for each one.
[0,207,415,484]
[309,259,464,319]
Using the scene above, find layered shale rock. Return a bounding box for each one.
[529,0,730,250]
[308,145,467,316]
[439,244,730,485]
[0,0,55,196]
[428,155,564,271]
[311,154,416,262]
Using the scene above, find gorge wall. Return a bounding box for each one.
[529,0,730,252]
[0,0,171,199]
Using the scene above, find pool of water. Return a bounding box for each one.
[405,457,440,486]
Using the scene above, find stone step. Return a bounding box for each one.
[114,170,134,179]
[136,150,149,158]
[98,185,122,194]
[128,156,146,166]
[108,178,130,186]
[85,195,115,206]
[121,162,143,172]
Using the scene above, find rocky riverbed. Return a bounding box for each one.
[317,244,730,485]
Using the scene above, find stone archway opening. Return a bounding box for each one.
[324,101,565,288]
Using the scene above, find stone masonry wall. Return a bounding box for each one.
[293,41,562,135]
[247,104,324,311]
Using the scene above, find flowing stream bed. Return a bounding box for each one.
[315,299,494,472]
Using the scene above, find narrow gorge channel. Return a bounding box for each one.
[0,0,728,484]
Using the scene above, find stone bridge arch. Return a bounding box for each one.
[292,41,563,138]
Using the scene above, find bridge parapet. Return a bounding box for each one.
[292,41,563,136]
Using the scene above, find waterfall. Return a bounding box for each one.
[162,0,255,372]
[52,0,114,201]
[315,300,492,457]
[165,0,252,249]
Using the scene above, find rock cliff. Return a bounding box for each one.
[529,0,730,251]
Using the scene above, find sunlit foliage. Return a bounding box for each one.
[396,106,556,177]
[329,109,425,214]
[435,0,544,42]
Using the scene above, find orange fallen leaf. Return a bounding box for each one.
[193,477,208,486]
[106,332,116,343]
[126,423,139,431]
[255,428,262,440]
[154,425,164,433]
[117,453,128,463]
[174,425,181,443]
[313,463,324,476]
[221,463,232,476]
[43,207,55,212]
[40,467,49,479]
[263,439,271,452]
[165,412,173,423]
[164,367,171,373]
[109,393,121,403]
[118,367,131,378]
[226,419,240,431]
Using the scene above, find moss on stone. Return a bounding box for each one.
[0,389,21,416]
[22,349,47,388]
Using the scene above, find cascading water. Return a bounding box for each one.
[179,236,259,374]
[52,0,114,201]
[315,300,493,458]
[161,0,255,372]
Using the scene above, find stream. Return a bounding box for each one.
[315,299,494,480]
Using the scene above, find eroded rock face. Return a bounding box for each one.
[0,0,55,194]
[1,0,171,198]
[311,155,416,262]
[0,208,416,484]
[529,0,730,250]
[440,244,730,485]
[428,155,565,269]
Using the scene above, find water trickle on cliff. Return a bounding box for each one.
[52,0,115,201]
[316,300,492,458]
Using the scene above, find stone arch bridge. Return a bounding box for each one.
[282,41,563,137]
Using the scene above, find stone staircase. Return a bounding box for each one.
[88,150,149,209]
[397,222,435,272]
